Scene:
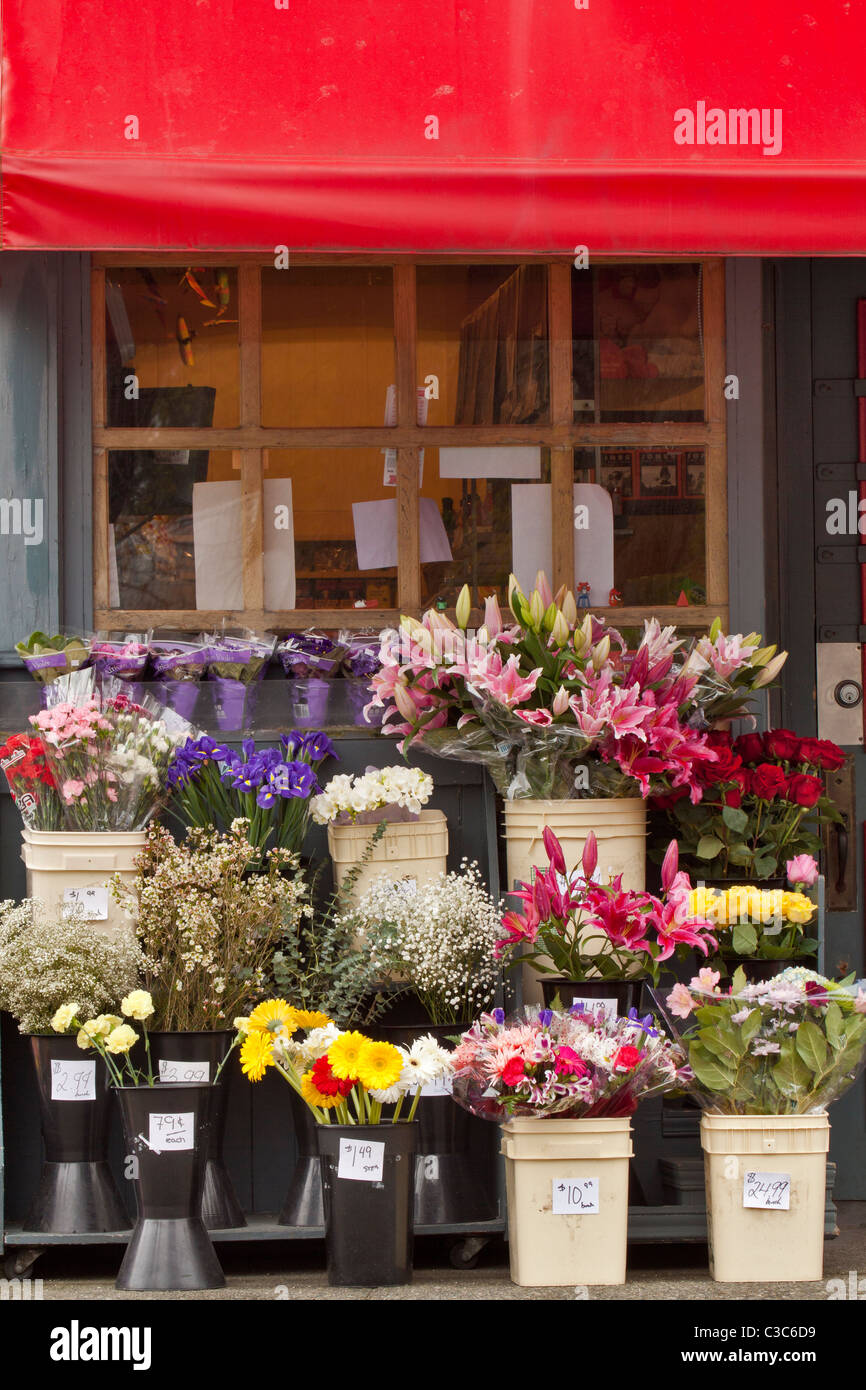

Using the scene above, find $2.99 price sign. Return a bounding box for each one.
[337,1138,385,1182]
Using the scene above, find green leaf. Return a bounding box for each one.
[824,1003,843,1049]
[731,922,758,955]
[721,805,749,834]
[773,1047,813,1097]
[688,1043,736,1092]
[731,965,748,996]
[697,1025,745,1068]
[696,834,724,860]
[740,1009,762,1044]
[795,1020,828,1073]
[753,854,778,878]
[727,842,752,866]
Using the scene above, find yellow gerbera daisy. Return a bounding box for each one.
[328,1030,369,1081]
[247,999,298,1038]
[355,1039,403,1092]
[300,1070,340,1110]
[292,1009,333,1031]
[240,1030,275,1082]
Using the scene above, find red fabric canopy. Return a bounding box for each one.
[3,0,866,253]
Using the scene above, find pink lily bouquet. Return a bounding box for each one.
[28,674,192,831]
[366,571,786,801]
[450,1004,689,1121]
[495,829,717,987]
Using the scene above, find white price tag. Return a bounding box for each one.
[63,885,108,921]
[148,1112,195,1152]
[743,1171,791,1210]
[395,877,418,896]
[420,1074,453,1098]
[337,1138,385,1182]
[51,1058,96,1101]
[552,1177,600,1214]
[569,995,618,1021]
[158,1060,210,1083]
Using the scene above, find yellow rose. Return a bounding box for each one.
[51,1003,80,1033]
[121,990,154,1022]
[105,1024,139,1054]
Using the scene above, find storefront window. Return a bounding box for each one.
[105,268,239,428]
[261,268,394,427]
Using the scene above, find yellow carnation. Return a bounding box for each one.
[76,1029,94,1050]
[233,1016,251,1035]
[121,990,154,1022]
[105,1024,139,1054]
[51,1003,80,1033]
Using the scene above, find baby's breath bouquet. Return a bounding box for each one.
[343,862,503,1025]
[0,898,143,1034]
[111,819,311,1031]
[235,999,453,1124]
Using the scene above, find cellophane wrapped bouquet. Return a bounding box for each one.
[654,966,866,1115]
[367,571,787,800]
[0,732,66,829]
[451,1004,688,1121]
[25,673,192,831]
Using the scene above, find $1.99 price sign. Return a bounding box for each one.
[337,1138,385,1182]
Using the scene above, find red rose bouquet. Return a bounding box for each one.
[652,727,844,880]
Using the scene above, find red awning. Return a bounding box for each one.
[3,0,866,253]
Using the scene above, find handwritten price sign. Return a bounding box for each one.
[420,1074,453,1098]
[158,1060,210,1083]
[51,1059,96,1101]
[552,1177,600,1215]
[568,996,618,1022]
[148,1112,195,1153]
[337,1138,385,1183]
[743,1171,791,1210]
[63,885,108,921]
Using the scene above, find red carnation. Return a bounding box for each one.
[787,773,823,809]
[501,1056,526,1087]
[613,1045,643,1073]
[311,1056,354,1098]
[763,728,800,763]
[749,763,788,800]
[733,733,764,764]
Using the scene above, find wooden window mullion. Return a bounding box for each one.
[702,260,728,617]
[238,264,265,614]
[394,265,421,614]
[548,264,575,598]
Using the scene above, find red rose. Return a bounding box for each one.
[733,733,764,764]
[749,763,788,800]
[815,740,846,772]
[701,748,743,786]
[613,1045,643,1072]
[723,788,742,808]
[501,1057,526,1087]
[705,730,733,751]
[795,738,824,768]
[652,788,690,810]
[787,773,823,808]
[763,728,801,763]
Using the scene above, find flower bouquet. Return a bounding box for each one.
[653,726,844,880]
[167,730,336,854]
[277,630,347,679]
[149,637,208,720]
[656,965,866,1115]
[90,634,151,683]
[202,632,276,732]
[495,829,717,988]
[311,765,433,826]
[16,629,91,684]
[367,571,787,800]
[339,629,385,727]
[0,732,65,829]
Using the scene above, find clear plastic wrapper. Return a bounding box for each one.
[149,636,209,721]
[338,628,382,680]
[652,966,866,1115]
[277,630,347,679]
[15,630,92,684]
[450,1004,688,1121]
[0,731,65,829]
[202,631,276,732]
[90,632,151,682]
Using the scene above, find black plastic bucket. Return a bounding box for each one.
[316,1121,418,1286]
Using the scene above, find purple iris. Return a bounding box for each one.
[570,1002,587,1015]
[492,1008,505,1025]
[538,1008,553,1027]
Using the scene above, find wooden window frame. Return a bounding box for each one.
[91,255,727,632]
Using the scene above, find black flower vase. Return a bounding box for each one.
[375,1022,499,1226]
[147,1031,245,1229]
[540,978,647,1017]
[24,1035,131,1233]
[279,1085,325,1227]
[114,1082,225,1291]
[316,1121,419,1286]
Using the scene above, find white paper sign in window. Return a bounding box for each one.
[552,1177,600,1215]
[51,1059,97,1102]
[337,1138,385,1182]
[148,1112,195,1152]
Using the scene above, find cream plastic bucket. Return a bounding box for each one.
[327,809,448,903]
[501,1116,633,1287]
[22,828,145,933]
[502,797,646,893]
[700,1111,830,1282]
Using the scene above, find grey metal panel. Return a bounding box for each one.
[0,254,60,664]
[725,259,768,644]
[58,253,93,635]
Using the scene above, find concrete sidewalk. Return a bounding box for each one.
[14,1202,866,1301]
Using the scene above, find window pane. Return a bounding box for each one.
[265,448,397,610]
[261,268,394,426]
[573,263,705,423]
[108,449,236,610]
[105,268,239,427]
[578,446,706,607]
[417,265,549,425]
[421,446,551,608]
